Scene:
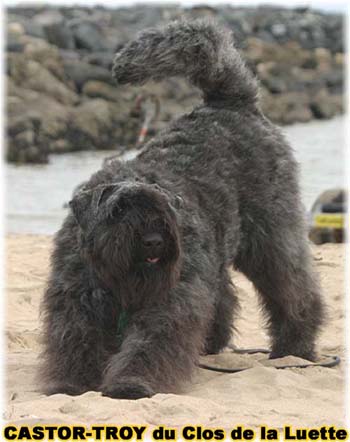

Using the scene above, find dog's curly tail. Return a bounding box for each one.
[112,19,258,107]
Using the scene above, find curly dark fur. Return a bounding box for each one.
[39,19,325,399]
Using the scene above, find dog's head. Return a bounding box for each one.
[69,181,182,307]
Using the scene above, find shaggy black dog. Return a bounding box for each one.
[39,19,324,399]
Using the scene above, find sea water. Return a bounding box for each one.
[6,115,345,235]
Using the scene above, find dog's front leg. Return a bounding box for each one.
[100,281,212,399]
[40,283,111,396]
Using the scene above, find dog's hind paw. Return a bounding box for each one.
[269,348,317,362]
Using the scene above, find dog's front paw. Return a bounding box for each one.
[101,378,155,400]
[43,382,89,396]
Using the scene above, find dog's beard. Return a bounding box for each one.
[86,207,182,310]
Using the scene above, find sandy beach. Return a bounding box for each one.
[5,234,346,429]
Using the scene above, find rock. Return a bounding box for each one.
[271,23,287,38]
[263,76,287,94]
[320,68,343,95]
[6,114,48,164]
[84,52,113,70]
[301,55,318,69]
[291,67,325,93]
[7,22,25,36]
[68,99,121,149]
[8,53,78,105]
[48,139,72,154]
[314,47,333,72]
[7,81,72,141]
[33,9,64,27]
[7,13,45,38]
[257,61,323,94]
[246,37,311,67]
[22,20,45,39]
[310,89,342,119]
[67,98,142,150]
[7,33,25,53]
[62,58,114,92]
[82,80,132,102]
[7,76,40,103]
[71,21,107,51]
[22,36,68,83]
[334,53,343,65]
[32,9,75,49]
[261,90,313,125]
[8,6,46,19]
[323,15,344,53]
[45,22,75,49]
[7,113,40,137]
[257,62,287,93]
[12,129,35,148]
[187,5,219,22]
[7,23,26,52]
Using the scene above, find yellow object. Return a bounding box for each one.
[313,213,344,229]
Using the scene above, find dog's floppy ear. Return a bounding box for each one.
[69,190,93,231]
[149,183,184,211]
[69,185,116,231]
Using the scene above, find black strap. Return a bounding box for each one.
[198,348,341,373]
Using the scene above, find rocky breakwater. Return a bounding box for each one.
[6,5,344,163]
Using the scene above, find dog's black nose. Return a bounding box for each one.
[142,233,163,248]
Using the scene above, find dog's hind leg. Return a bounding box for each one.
[204,270,239,355]
[234,220,325,361]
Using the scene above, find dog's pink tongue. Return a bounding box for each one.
[147,257,160,263]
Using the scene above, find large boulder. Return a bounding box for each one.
[6,78,73,162]
[32,9,75,49]
[68,99,132,150]
[21,36,69,83]
[7,22,26,52]
[7,13,45,38]
[8,52,78,105]
[7,114,47,163]
[70,20,108,51]
[319,68,343,95]
[45,21,75,49]
[62,58,114,92]
[310,89,343,119]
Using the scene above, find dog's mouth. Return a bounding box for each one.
[146,257,160,264]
